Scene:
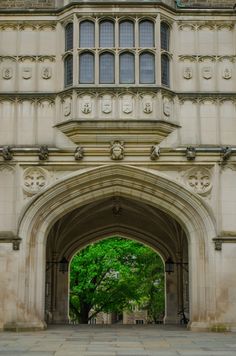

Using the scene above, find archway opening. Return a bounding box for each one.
[69,236,165,325]
[45,196,189,326]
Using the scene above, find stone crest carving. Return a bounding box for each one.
[39,145,49,161]
[2,67,13,80]
[122,100,133,114]
[110,141,124,160]
[102,99,112,114]
[41,67,52,79]
[143,101,153,114]
[23,167,48,196]
[150,144,160,160]
[202,66,212,80]
[2,146,13,161]
[163,100,171,117]
[183,66,193,79]
[81,100,92,114]
[22,67,32,80]
[222,67,231,80]
[184,168,212,196]
[63,102,71,117]
[74,146,84,161]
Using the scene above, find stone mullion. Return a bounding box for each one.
[115,18,119,84]
[95,18,99,85]
[73,14,79,87]
[156,14,161,86]
[135,18,139,85]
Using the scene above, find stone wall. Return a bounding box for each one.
[0,0,55,8]
[180,0,235,7]
[0,0,235,10]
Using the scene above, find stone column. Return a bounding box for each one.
[164,271,179,324]
[52,269,69,324]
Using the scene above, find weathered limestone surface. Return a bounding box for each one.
[0,0,55,8]
[0,0,235,10]
[181,0,235,7]
[0,1,236,333]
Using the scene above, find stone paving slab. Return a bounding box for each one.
[0,325,236,356]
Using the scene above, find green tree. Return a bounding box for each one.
[70,237,164,324]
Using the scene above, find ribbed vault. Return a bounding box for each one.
[47,197,187,262]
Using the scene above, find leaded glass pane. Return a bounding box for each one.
[161,22,170,51]
[79,52,94,84]
[139,21,154,47]
[99,52,114,83]
[139,52,155,84]
[100,21,114,47]
[80,21,95,48]
[119,21,134,47]
[120,52,134,83]
[65,23,73,51]
[161,55,170,86]
[64,55,73,87]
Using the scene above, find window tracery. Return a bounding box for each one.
[64,17,171,87]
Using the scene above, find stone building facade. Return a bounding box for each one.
[0,0,236,332]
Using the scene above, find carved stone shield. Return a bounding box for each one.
[122,100,133,114]
[2,67,13,80]
[202,66,212,80]
[183,66,193,79]
[163,101,171,117]
[63,102,71,117]
[222,67,232,80]
[143,101,153,114]
[81,100,92,114]
[102,99,112,114]
[22,67,32,80]
[42,67,52,79]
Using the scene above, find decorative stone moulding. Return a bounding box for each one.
[23,167,48,196]
[55,119,179,147]
[183,167,212,196]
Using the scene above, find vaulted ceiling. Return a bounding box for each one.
[46,196,188,262]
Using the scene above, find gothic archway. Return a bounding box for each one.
[15,164,216,331]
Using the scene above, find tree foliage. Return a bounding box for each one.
[70,237,164,323]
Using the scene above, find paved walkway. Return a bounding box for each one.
[0,325,236,356]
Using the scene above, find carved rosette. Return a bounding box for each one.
[23,167,48,196]
[183,168,212,196]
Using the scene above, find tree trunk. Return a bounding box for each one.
[79,301,91,324]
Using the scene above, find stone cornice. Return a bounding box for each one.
[1,90,236,103]
[0,232,21,251]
